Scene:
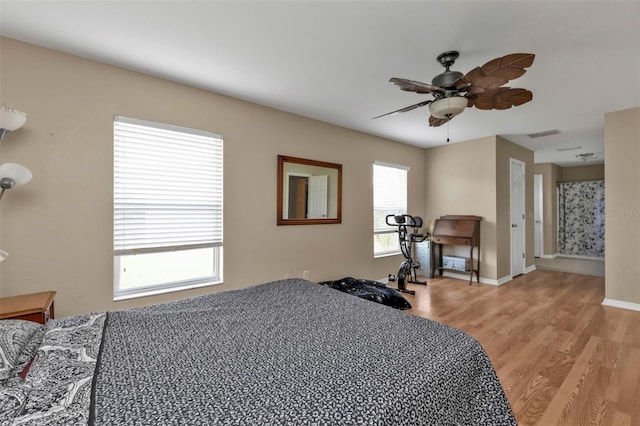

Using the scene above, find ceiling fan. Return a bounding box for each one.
[374,51,535,126]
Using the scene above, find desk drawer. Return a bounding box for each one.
[433,236,471,246]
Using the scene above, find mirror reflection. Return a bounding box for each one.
[277,155,342,225]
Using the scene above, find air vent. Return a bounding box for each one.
[527,129,561,138]
[556,146,582,152]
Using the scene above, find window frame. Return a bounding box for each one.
[113,115,223,300]
[373,161,409,258]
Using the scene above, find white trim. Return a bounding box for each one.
[114,114,222,139]
[495,275,513,285]
[510,158,526,278]
[114,279,222,301]
[113,116,224,299]
[540,253,558,259]
[534,173,544,258]
[373,251,402,259]
[373,160,410,171]
[283,171,312,219]
[380,273,513,286]
[372,163,407,257]
[602,298,640,312]
[524,264,537,274]
[441,271,511,286]
[556,254,604,261]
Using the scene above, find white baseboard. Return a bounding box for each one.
[383,272,513,287]
[557,254,604,261]
[495,275,513,285]
[440,271,512,286]
[524,264,537,274]
[540,253,558,259]
[602,298,640,312]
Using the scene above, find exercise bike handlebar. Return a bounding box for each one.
[385,214,420,228]
[385,214,429,242]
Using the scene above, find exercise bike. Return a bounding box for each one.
[386,214,429,295]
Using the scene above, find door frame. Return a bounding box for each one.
[283,172,311,219]
[534,174,544,258]
[510,158,526,277]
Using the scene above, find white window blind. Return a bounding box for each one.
[114,115,223,256]
[373,162,408,256]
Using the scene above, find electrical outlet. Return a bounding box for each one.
[303,270,309,280]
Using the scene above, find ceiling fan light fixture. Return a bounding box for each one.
[429,97,468,119]
[374,52,534,127]
[576,153,595,161]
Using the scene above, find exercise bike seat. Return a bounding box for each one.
[411,216,424,228]
[408,216,428,241]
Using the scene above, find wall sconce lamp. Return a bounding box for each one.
[0,107,32,202]
[0,107,32,261]
[0,107,28,142]
[0,163,33,201]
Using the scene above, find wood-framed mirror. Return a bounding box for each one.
[277,155,342,225]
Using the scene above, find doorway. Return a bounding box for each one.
[510,159,526,277]
[287,175,308,219]
[534,174,544,258]
[285,173,329,220]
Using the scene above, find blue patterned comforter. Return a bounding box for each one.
[1,279,516,425]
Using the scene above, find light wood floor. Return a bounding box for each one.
[398,270,640,426]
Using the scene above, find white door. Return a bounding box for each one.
[534,174,544,258]
[510,159,526,277]
[307,175,328,218]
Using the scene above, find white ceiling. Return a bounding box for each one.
[1,1,638,166]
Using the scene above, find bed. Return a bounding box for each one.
[1,279,515,425]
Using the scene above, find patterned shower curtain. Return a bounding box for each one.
[557,180,605,258]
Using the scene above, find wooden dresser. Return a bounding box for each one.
[431,215,482,284]
[0,291,56,324]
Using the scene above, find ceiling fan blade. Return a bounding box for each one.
[471,88,533,110]
[460,67,508,90]
[389,78,445,94]
[481,53,535,81]
[428,115,451,127]
[458,53,535,90]
[510,88,533,106]
[372,99,433,119]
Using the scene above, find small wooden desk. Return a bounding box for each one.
[0,291,56,324]
[431,215,482,285]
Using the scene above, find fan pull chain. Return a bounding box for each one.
[447,120,450,143]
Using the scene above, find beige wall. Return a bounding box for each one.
[424,136,498,280]
[561,164,604,182]
[496,136,535,277]
[604,106,640,305]
[534,163,561,255]
[423,136,534,282]
[0,38,426,317]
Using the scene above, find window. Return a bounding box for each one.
[373,162,408,257]
[113,115,223,300]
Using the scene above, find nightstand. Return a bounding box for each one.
[0,291,56,324]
